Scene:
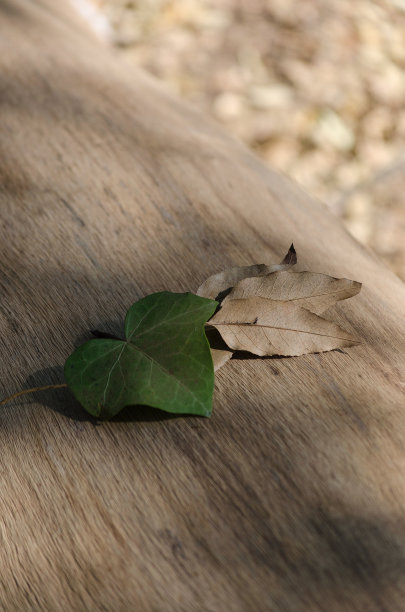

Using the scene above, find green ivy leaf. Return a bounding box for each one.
[64,292,218,420]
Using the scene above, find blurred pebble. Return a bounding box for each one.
[311,109,355,152]
[248,84,293,110]
[212,92,245,120]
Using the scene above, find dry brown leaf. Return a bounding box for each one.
[224,270,362,315]
[197,244,296,300]
[211,348,233,371]
[210,297,360,357]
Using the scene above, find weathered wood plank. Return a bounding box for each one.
[0,1,405,610]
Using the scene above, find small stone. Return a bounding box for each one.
[212,92,245,120]
[311,109,355,152]
[248,84,294,110]
[369,64,405,106]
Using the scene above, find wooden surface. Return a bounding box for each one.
[1,1,405,610]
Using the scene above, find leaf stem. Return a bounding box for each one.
[0,384,68,406]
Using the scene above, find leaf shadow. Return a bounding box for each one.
[24,365,97,423]
[231,347,349,361]
[78,317,126,346]
[25,363,196,425]
[231,351,288,361]
[109,405,182,423]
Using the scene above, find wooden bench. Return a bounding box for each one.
[1,1,404,609]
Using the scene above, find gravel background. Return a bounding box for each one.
[85,0,405,280]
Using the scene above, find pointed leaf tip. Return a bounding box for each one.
[281,243,297,266]
[197,244,298,301]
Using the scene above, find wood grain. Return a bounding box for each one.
[1,1,405,610]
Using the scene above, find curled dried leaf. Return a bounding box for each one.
[211,348,233,371]
[197,244,296,301]
[224,270,362,315]
[210,297,360,357]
